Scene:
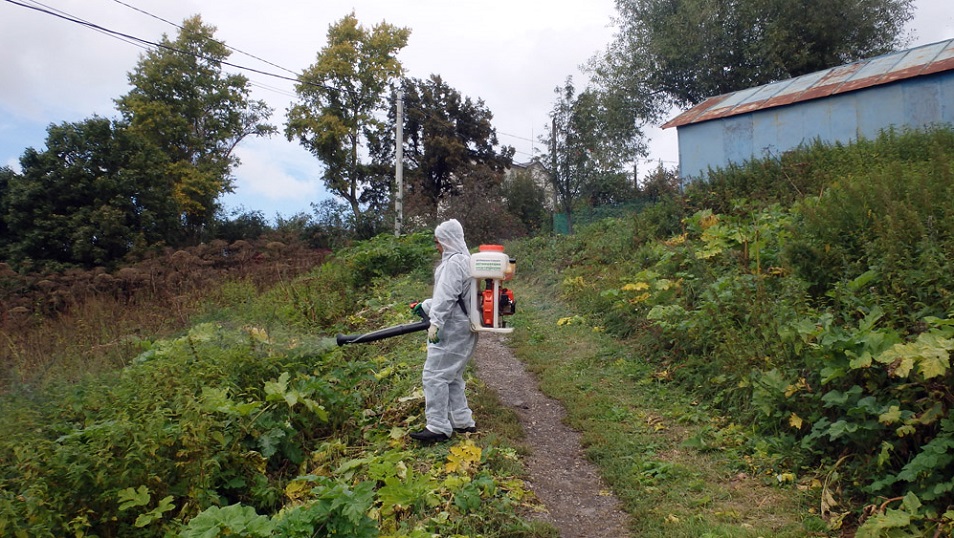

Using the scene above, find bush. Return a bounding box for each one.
[512,126,954,533]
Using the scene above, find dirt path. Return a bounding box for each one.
[473,334,631,538]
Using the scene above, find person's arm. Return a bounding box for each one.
[427,258,468,336]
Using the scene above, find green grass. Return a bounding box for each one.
[507,281,823,537]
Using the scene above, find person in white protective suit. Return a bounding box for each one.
[410,219,479,443]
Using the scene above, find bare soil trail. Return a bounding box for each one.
[473,334,631,538]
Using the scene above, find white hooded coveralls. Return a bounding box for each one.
[420,219,478,436]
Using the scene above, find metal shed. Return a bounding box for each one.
[662,38,954,180]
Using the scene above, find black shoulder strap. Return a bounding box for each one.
[449,252,470,317]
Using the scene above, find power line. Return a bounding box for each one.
[107,0,301,77]
[7,0,527,160]
[497,130,536,143]
[18,0,148,52]
[3,0,332,92]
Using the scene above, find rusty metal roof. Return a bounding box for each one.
[662,38,954,129]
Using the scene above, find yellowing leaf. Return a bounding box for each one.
[877,441,894,466]
[245,326,269,343]
[915,333,953,379]
[785,378,807,398]
[374,366,394,381]
[664,234,687,246]
[699,212,719,230]
[285,479,313,502]
[695,245,724,259]
[654,279,677,291]
[896,356,916,378]
[629,293,651,304]
[876,333,954,379]
[621,282,650,292]
[789,413,804,430]
[776,472,796,484]
[896,424,917,437]
[879,405,902,425]
[445,441,482,474]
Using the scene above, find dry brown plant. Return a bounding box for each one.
[0,238,328,393]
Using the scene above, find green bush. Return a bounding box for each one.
[512,126,954,534]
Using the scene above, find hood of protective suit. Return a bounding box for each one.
[434,219,469,256]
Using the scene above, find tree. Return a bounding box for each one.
[441,166,524,246]
[3,118,178,268]
[286,12,410,238]
[115,15,275,239]
[602,0,914,108]
[638,162,681,202]
[500,168,549,235]
[0,166,13,258]
[392,75,514,216]
[544,78,606,234]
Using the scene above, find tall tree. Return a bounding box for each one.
[0,166,13,258]
[373,75,514,225]
[545,77,623,233]
[3,118,178,268]
[602,0,914,108]
[500,168,549,235]
[115,15,275,239]
[399,75,513,210]
[286,12,410,237]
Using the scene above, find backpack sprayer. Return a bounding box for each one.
[336,245,516,346]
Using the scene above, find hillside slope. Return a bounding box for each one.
[510,126,954,536]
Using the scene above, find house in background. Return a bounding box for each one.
[662,38,954,181]
[505,160,556,210]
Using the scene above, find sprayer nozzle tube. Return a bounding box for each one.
[335,319,430,346]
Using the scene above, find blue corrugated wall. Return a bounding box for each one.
[677,71,954,180]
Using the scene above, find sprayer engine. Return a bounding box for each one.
[469,245,516,333]
[481,280,515,327]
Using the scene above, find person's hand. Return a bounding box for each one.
[427,323,440,343]
[410,301,425,318]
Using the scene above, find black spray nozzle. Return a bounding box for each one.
[335,311,430,346]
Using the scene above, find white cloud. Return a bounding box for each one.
[222,137,324,217]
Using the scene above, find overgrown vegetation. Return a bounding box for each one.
[0,233,554,537]
[0,238,326,393]
[513,127,954,535]
[2,127,953,536]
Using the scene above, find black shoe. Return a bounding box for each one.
[409,428,450,443]
[453,425,478,434]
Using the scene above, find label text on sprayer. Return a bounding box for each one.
[474,260,504,272]
[471,249,510,279]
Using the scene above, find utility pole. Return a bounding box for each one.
[394,89,404,236]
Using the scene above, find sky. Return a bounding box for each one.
[1,0,952,222]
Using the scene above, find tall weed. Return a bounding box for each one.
[513,126,954,534]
